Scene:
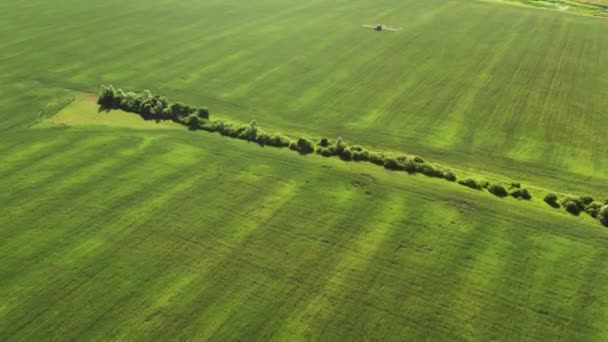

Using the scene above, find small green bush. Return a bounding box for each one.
[562,198,582,216]
[383,157,403,171]
[580,196,594,206]
[458,177,482,190]
[510,188,531,200]
[510,182,521,189]
[585,202,603,218]
[443,169,457,182]
[599,205,608,227]
[544,193,559,208]
[352,149,369,161]
[488,184,508,198]
[369,152,384,166]
[317,147,333,157]
[340,147,353,161]
[420,163,444,178]
[318,137,330,147]
[296,137,315,154]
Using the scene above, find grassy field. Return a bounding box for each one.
[2,0,608,340]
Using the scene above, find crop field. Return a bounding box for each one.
[1,0,608,340]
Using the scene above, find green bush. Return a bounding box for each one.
[318,137,330,147]
[352,149,369,161]
[197,107,210,119]
[296,137,315,154]
[420,163,444,178]
[562,198,582,215]
[458,177,482,190]
[442,169,457,182]
[585,202,603,218]
[383,156,403,171]
[340,147,353,161]
[510,188,531,200]
[600,205,608,227]
[369,152,384,166]
[510,182,521,189]
[580,195,594,206]
[488,184,508,198]
[544,193,559,208]
[317,147,333,157]
[562,196,586,213]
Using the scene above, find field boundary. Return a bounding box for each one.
[94,86,608,228]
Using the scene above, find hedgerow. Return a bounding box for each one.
[97,86,608,229]
[458,177,483,190]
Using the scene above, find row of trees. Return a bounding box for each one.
[98,87,608,228]
[97,85,209,123]
[457,178,532,200]
[544,192,608,226]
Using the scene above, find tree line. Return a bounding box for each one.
[97,86,608,228]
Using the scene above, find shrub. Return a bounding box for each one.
[317,147,333,157]
[413,155,425,163]
[544,193,559,208]
[319,137,330,147]
[420,163,444,178]
[562,198,582,216]
[187,114,201,130]
[510,188,531,200]
[289,141,298,151]
[510,182,521,189]
[580,196,594,206]
[197,107,210,119]
[458,177,482,190]
[600,205,608,227]
[585,202,603,218]
[296,137,315,154]
[352,149,369,161]
[480,180,490,189]
[335,137,346,154]
[488,184,508,198]
[561,196,586,213]
[383,156,403,171]
[443,169,457,182]
[340,147,353,161]
[369,152,384,166]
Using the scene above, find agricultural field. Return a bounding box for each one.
[1,0,608,340]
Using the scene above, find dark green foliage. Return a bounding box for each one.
[317,147,333,157]
[97,86,210,123]
[340,147,353,161]
[458,177,482,190]
[352,149,369,161]
[197,107,210,119]
[488,184,508,198]
[443,169,457,182]
[480,180,490,189]
[562,198,582,216]
[319,137,330,147]
[585,202,603,218]
[510,182,521,189]
[510,187,531,200]
[369,152,385,166]
[600,205,608,227]
[383,156,403,171]
[296,137,315,154]
[419,163,444,178]
[544,193,559,208]
[580,195,594,206]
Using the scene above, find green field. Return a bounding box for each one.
[2,0,608,340]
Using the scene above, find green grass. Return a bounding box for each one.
[2,0,608,340]
[2,127,608,340]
